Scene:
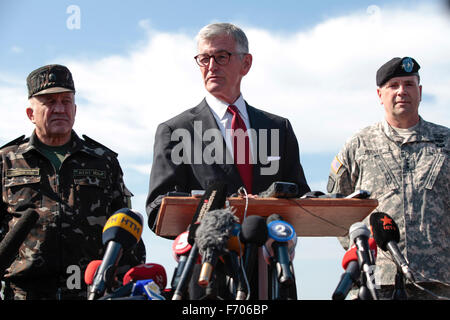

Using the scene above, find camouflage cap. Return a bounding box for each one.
[376,57,420,87]
[27,64,75,98]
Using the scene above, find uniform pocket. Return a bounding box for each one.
[4,175,42,206]
[71,177,112,219]
[372,152,400,190]
[423,151,446,190]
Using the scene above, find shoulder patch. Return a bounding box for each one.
[82,135,118,157]
[0,135,26,150]
[331,156,343,174]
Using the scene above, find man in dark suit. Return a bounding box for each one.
[146,22,310,232]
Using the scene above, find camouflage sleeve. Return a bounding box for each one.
[326,139,358,196]
[327,137,360,250]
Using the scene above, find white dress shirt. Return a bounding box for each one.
[205,92,254,162]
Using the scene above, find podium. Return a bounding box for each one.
[155,197,378,238]
[157,196,378,300]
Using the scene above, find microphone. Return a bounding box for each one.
[88,208,143,300]
[370,212,415,283]
[172,182,227,300]
[170,231,198,289]
[264,214,297,286]
[225,227,247,300]
[99,264,167,300]
[123,263,167,290]
[0,209,39,277]
[332,237,378,300]
[131,279,166,300]
[84,260,103,286]
[349,222,378,300]
[196,207,238,287]
[239,215,268,288]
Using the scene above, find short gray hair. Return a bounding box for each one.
[196,23,249,53]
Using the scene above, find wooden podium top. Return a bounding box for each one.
[155,197,378,238]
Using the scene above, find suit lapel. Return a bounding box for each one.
[191,99,242,188]
[246,102,280,190]
[246,103,264,188]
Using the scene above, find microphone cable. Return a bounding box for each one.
[378,249,450,300]
[288,199,348,233]
[235,186,251,299]
[237,186,249,220]
[237,226,251,300]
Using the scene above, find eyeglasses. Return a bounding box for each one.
[194,50,245,67]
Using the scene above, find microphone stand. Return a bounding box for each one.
[358,284,373,300]
[392,270,407,300]
[357,270,377,300]
[268,258,280,300]
[172,244,199,300]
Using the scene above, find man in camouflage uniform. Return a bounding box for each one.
[0,64,145,299]
[328,57,449,300]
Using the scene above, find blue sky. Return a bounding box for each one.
[1,0,449,299]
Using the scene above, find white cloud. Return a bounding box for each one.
[1,3,449,157]
[10,46,23,54]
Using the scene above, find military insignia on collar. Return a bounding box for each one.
[402,57,414,73]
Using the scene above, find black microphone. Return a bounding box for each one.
[0,209,39,277]
[88,208,143,300]
[239,215,268,288]
[349,222,378,300]
[332,237,378,300]
[265,214,296,286]
[196,207,238,287]
[370,212,415,283]
[172,182,227,300]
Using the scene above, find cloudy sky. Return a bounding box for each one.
[1,0,449,299]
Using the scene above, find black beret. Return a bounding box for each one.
[376,57,420,87]
[27,64,75,99]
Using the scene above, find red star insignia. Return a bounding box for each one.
[381,215,392,227]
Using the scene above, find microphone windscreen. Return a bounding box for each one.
[123,263,167,290]
[0,209,39,274]
[84,260,103,285]
[227,236,245,256]
[368,237,378,259]
[369,212,400,251]
[349,222,370,244]
[342,237,378,270]
[102,208,143,250]
[240,215,268,246]
[172,231,192,260]
[195,207,238,258]
[342,247,358,270]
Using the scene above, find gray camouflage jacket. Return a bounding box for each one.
[0,130,145,299]
[327,117,449,286]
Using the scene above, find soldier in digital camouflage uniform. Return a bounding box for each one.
[328,57,449,300]
[0,64,146,299]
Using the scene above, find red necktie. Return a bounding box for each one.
[227,105,253,193]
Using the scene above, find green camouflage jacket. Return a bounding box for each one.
[328,117,449,286]
[0,130,145,299]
